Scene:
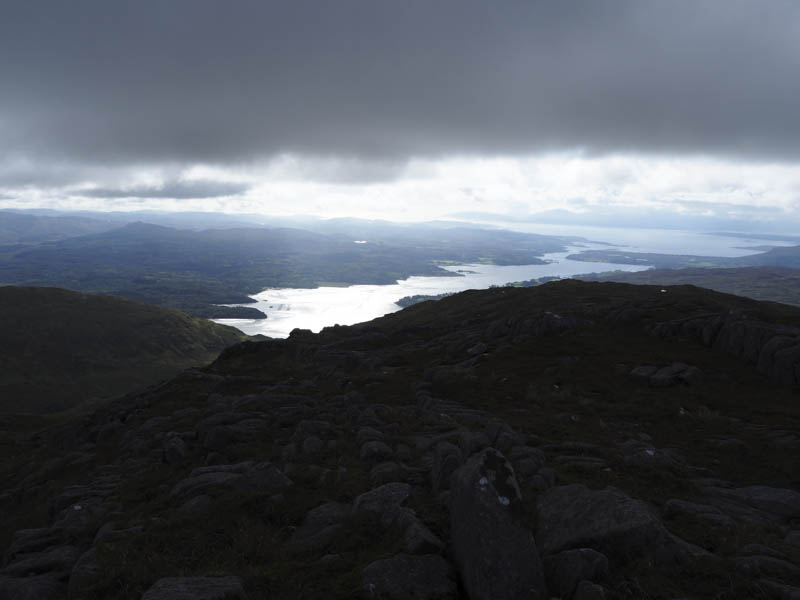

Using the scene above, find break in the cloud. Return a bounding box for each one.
[2,153,792,231]
[1,1,799,224]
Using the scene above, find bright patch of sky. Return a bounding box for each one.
[3,154,798,229]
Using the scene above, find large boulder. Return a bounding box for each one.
[163,434,187,465]
[536,484,673,566]
[170,471,242,499]
[360,441,394,462]
[203,426,234,452]
[652,314,800,385]
[141,575,247,600]
[353,482,411,525]
[543,548,609,599]
[3,529,63,564]
[170,462,291,499]
[357,426,386,446]
[0,573,66,600]
[363,553,457,600]
[431,442,463,493]
[403,518,444,555]
[369,462,410,487]
[663,499,736,528]
[289,501,350,553]
[68,548,102,599]
[720,486,800,520]
[449,448,548,600]
[484,420,522,454]
[0,545,80,577]
[232,462,292,493]
[702,484,800,525]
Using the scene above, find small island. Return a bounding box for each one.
[202,305,268,319]
[395,292,456,307]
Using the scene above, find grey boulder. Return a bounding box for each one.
[363,553,457,600]
[353,482,411,525]
[449,448,548,600]
[536,484,673,565]
[1,545,80,577]
[431,442,463,493]
[574,581,606,600]
[68,548,102,599]
[360,441,394,462]
[543,548,609,599]
[141,575,247,600]
[171,462,291,499]
[0,573,66,600]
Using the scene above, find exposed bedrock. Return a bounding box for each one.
[449,448,548,600]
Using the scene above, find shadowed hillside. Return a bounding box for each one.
[1,281,799,599]
[0,286,246,415]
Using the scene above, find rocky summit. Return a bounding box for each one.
[1,280,799,599]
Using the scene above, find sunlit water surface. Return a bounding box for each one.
[498,224,791,257]
[214,228,795,338]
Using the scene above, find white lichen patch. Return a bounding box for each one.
[498,496,510,506]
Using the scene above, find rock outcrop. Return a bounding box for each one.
[536,484,676,566]
[650,311,800,384]
[1,281,799,599]
[450,449,548,599]
[141,575,247,600]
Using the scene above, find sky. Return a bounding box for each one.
[1,0,799,230]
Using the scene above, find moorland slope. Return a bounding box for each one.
[1,281,799,599]
[0,286,246,415]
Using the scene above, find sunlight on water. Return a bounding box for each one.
[492,224,794,257]
[214,243,646,338]
[214,229,795,338]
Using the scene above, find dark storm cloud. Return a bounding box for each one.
[1,0,799,169]
[80,180,249,199]
[0,164,81,188]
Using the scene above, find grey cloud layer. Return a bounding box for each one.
[2,0,799,167]
[80,180,249,199]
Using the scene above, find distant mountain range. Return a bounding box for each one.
[6,208,800,318]
[0,211,118,245]
[0,212,573,317]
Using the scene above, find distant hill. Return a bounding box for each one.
[0,221,571,316]
[735,244,800,269]
[0,286,246,414]
[5,208,269,231]
[0,211,118,245]
[576,265,800,307]
[567,244,800,270]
